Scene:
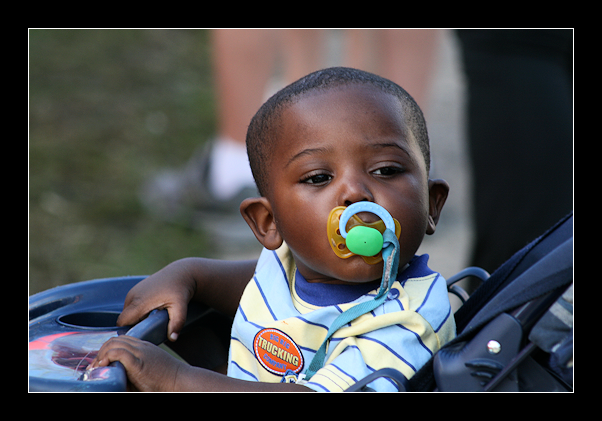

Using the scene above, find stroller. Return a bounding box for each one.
[29,213,573,392]
[350,211,573,392]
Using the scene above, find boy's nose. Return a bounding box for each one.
[338,176,375,207]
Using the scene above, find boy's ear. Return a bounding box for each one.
[426,179,450,235]
[240,197,283,250]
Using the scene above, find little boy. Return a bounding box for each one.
[91,67,454,392]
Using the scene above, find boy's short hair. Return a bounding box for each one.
[246,67,430,197]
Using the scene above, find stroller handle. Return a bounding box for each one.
[79,309,170,387]
[125,309,169,344]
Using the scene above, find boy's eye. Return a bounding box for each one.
[372,166,403,177]
[301,173,332,185]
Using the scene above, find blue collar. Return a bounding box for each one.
[294,254,432,306]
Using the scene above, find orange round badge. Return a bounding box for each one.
[253,328,304,376]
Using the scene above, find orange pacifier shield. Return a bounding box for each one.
[327,203,401,265]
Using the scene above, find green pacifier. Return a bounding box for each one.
[327,202,401,264]
[346,225,384,256]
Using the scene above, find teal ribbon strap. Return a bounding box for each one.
[303,229,400,381]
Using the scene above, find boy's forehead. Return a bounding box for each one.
[277,84,414,147]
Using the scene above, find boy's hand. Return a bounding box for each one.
[117,260,198,342]
[89,336,186,392]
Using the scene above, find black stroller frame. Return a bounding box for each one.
[348,212,573,392]
[29,213,573,392]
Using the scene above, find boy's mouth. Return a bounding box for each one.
[327,205,401,265]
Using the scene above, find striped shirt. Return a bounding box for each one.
[227,243,455,392]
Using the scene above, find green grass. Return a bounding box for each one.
[29,29,220,294]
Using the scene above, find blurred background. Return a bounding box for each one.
[29,29,572,296]
[30,30,218,293]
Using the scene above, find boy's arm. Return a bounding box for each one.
[91,335,313,392]
[184,257,256,316]
[175,365,313,392]
[117,257,256,341]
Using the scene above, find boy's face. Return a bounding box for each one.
[254,85,448,284]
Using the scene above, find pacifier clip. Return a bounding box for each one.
[301,202,401,382]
